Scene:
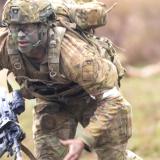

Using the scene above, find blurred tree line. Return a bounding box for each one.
[97,0,160,65]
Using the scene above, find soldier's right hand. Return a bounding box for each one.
[60,139,84,160]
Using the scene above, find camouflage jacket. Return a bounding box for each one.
[0,26,128,149]
[0,0,131,152]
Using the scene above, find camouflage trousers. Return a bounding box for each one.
[32,96,133,160]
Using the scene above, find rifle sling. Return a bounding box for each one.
[21,143,37,160]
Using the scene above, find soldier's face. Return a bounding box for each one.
[9,23,47,55]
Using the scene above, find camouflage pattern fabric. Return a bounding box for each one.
[0,0,143,156]
[33,101,70,160]
[2,0,54,24]
[0,27,135,159]
[68,1,107,29]
[61,31,118,94]
[3,0,107,30]
[33,92,132,160]
[0,26,143,159]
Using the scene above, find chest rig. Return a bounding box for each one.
[7,25,88,101]
[7,26,67,84]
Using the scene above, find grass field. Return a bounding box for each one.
[0,70,160,160]
[121,76,160,160]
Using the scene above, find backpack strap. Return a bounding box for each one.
[7,34,26,83]
[48,26,67,82]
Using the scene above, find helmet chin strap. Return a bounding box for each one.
[32,40,41,48]
[32,25,47,48]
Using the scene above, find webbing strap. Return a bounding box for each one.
[7,35,26,80]
[48,26,66,80]
[21,144,37,160]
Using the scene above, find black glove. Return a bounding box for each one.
[12,90,25,115]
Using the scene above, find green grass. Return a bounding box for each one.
[121,76,160,160]
[0,69,160,159]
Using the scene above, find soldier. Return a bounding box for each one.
[0,0,142,160]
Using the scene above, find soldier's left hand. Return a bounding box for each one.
[60,139,84,160]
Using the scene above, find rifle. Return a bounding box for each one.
[0,89,25,160]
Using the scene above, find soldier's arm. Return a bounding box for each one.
[61,32,124,149]
[0,27,10,70]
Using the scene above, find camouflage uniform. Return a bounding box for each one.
[0,0,142,160]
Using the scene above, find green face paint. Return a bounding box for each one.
[9,24,45,56]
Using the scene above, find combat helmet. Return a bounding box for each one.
[2,0,56,25]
